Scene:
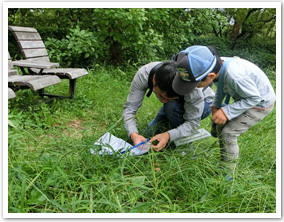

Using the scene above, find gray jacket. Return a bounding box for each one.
[123,62,214,141]
[213,57,276,120]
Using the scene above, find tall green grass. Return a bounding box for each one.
[8,65,277,214]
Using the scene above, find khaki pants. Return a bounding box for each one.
[216,104,274,174]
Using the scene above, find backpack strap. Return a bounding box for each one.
[146,63,163,97]
[217,58,236,108]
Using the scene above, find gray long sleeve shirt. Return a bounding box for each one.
[213,57,276,120]
[123,62,215,142]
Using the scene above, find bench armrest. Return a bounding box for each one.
[12,60,60,69]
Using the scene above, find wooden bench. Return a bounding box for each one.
[8,87,16,99]
[8,52,61,97]
[9,25,88,98]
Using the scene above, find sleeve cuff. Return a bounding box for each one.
[220,107,230,121]
[127,127,138,138]
[167,129,178,142]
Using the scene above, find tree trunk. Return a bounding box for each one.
[232,22,241,39]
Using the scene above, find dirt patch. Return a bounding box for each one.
[68,119,85,130]
[63,119,86,138]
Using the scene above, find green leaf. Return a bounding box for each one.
[159,191,173,205]
[8,120,17,128]
[20,175,26,212]
[200,190,208,202]
[130,202,157,212]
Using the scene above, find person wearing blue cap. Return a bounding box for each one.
[123,60,215,151]
[172,45,276,178]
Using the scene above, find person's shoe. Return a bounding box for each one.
[218,172,233,183]
[216,166,234,183]
[224,173,233,182]
[225,175,233,182]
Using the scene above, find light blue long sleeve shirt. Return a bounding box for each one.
[212,57,276,120]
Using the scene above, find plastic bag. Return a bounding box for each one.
[90,132,151,157]
[173,128,211,146]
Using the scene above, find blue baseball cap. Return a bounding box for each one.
[172,45,216,95]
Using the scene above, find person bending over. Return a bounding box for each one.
[123,60,214,151]
[171,45,275,177]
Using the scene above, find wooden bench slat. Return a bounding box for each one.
[8,52,14,70]
[9,26,37,32]
[8,75,61,91]
[13,60,59,69]
[13,32,42,41]
[8,88,16,99]
[8,59,14,70]
[27,57,50,63]
[8,70,18,76]
[22,49,48,59]
[19,41,45,49]
[41,68,88,79]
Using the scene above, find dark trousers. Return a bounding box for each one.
[144,99,212,137]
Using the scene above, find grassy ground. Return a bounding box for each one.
[7,65,277,214]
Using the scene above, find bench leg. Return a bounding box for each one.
[33,79,77,99]
[20,67,27,75]
[69,79,76,98]
[38,88,44,98]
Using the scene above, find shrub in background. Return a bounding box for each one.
[45,26,102,68]
[8,8,276,71]
[186,36,276,69]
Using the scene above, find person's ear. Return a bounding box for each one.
[206,72,216,81]
[207,72,216,80]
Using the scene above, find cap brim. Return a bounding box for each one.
[172,73,200,95]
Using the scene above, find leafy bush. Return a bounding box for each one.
[45,26,102,68]
[91,8,164,65]
[9,9,276,70]
[184,36,276,69]
[187,35,232,56]
[232,39,276,69]
[144,9,194,60]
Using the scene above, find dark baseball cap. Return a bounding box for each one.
[172,45,216,95]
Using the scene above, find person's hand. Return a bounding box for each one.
[212,108,228,125]
[150,132,170,151]
[130,132,147,146]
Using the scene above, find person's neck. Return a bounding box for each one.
[213,60,224,82]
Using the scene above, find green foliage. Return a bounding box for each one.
[8,108,25,149]
[188,9,230,38]
[223,38,275,70]
[188,35,232,55]
[144,9,194,59]
[45,26,101,68]
[90,8,164,64]
[187,36,276,69]
[8,8,276,75]
[8,108,23,129]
